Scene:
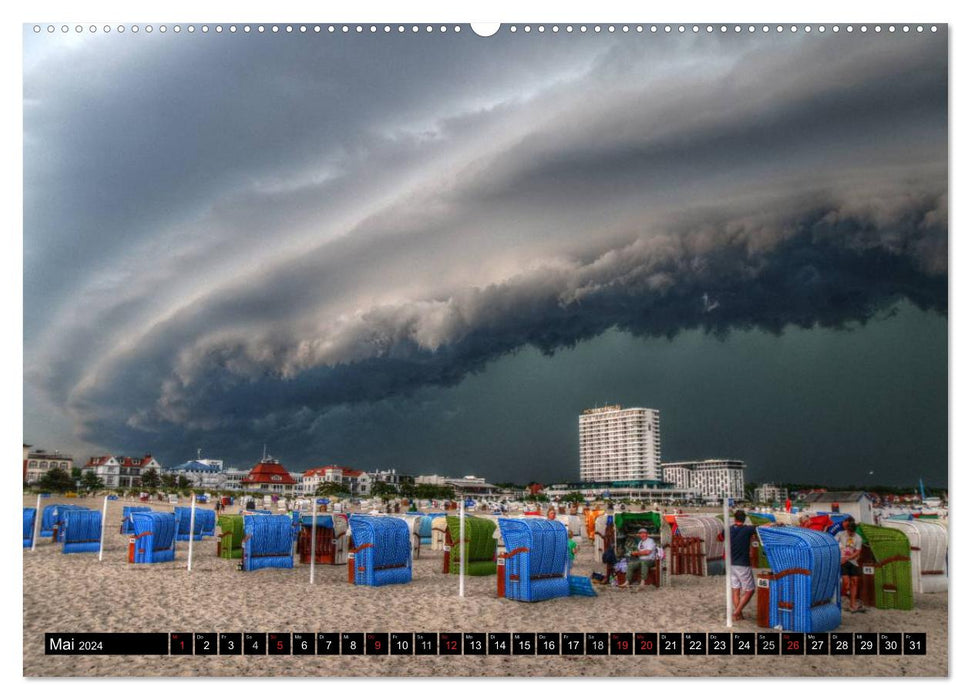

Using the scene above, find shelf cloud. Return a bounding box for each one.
[24,30,947,474]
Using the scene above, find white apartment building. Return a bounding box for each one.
[414,474,447,486]
[166,459,226,490]
[302,466,372,496]
[24,449,74,484]
[579,405,661,482]
[661,460,746,500]
[755,483,788,504]
[222,469,249,490]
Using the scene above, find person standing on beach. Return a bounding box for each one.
[836,516,865,612]
[725,510,757,621]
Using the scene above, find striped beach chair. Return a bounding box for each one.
[757,526,841,632]
[348,515,412,586]
[497,518,571,602]
[217,514,245,559]
[857,523,913,610]
[882,519,947,594]
[444,515,497,576]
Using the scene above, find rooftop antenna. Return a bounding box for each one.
[197,447,202,460]
[262,443,267,462]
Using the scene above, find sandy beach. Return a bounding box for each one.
[22,496,947,677]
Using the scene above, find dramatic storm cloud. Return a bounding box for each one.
[24,28,947,484]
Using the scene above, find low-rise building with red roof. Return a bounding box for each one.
[241,457,298,494]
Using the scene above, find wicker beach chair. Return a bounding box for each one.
[882,519,947,594]
[676,515,725,576]
[46,504,87,540]
[297,514,350,565]
[444,515,497,576]
[23,507,36,548]
[497,518,571,602]
[757,526,842,632]
[61,509,103,554]
[173,507,213,541]
[348,514,412,586]
[130,511,176,564]
[857,523,913,610]
[242,514,295,571]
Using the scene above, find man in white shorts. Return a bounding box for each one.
[728,510,757,620]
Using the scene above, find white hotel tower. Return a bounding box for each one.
[579,405,661,482]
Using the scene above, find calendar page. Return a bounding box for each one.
[21,16,948,680]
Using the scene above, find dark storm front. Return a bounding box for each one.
[43,632,926,656]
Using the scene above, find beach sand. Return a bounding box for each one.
[22,497,947,677]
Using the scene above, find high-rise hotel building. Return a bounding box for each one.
[579,405,661,482]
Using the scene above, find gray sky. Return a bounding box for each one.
[23,27,947,486]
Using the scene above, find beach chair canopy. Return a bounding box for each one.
[122,506,152,534]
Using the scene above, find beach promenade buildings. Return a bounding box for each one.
[301,466,372,497]
[23,448,74,485]
[240,457,298,495]
[755,482,788,504]
[165,458,226,490]
[415,474,499,496]
[579,405,661,482]
[661,459,746,500]
[82,454,162,489]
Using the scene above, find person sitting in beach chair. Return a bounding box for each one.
[621,528,658,588]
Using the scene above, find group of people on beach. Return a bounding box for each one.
[595,509,867,616]
[725,509,866,621]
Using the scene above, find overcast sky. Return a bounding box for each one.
[23,27,947,486]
